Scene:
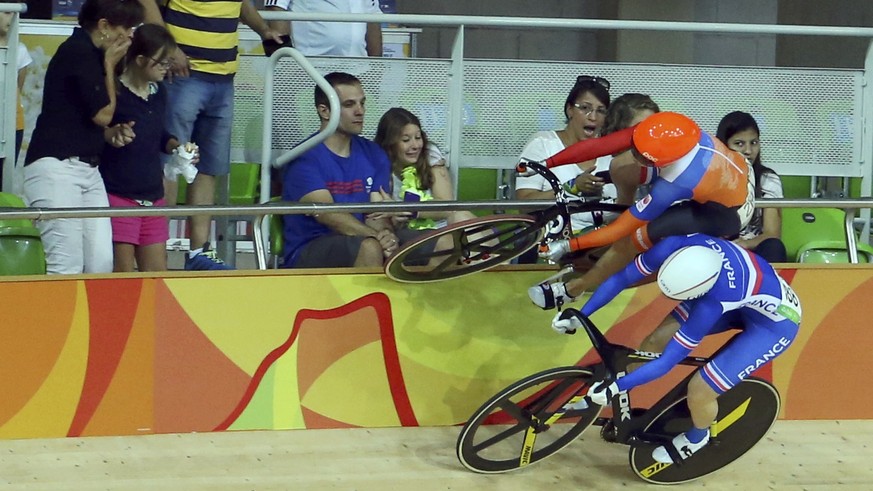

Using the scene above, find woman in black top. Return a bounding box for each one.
[23,0,143,274]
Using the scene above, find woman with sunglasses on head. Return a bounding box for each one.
[514,76,613,262]
[716,111,787,263]
[100,23,197,272]
[24,0,144,274]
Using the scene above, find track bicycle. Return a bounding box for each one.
[455,308,780,485]
[384,161,627,283]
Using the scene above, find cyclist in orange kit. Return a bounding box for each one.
[527,112,755,310]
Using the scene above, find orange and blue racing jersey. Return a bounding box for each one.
[543,126,753,251]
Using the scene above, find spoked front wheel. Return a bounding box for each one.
[385,214,542,283]
[456,366,602,474]
[629,377,780,484]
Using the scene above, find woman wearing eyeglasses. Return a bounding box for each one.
[514,76,613,262]
[99,24,195,272]
[24,0,143,274]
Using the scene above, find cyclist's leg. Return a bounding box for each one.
[681,314,799,447]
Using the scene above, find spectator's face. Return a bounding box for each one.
[725,128,760,164]
[613,108,656,161]
[395,124,423,165]
[335,83,366,136]
[106,22,136,44]
[630,108,656,127]
[141,47,172,82]
[566,91,607,140]
[0,13,12,38]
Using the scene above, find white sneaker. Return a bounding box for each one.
[652,430,710,464]
[528,281,574,310]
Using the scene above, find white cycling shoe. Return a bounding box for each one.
[528,281,575,310]
[652,430,710,464]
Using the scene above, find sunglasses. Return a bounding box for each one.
[576,75,611,91]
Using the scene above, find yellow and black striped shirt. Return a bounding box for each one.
[162,0,242,76]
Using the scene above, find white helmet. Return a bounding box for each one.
[657,246,722,300]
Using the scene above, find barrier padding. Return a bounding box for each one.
[0,265,866,439]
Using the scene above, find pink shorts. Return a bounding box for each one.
[107,194,169,246]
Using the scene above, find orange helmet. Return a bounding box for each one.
[632,112,701,167]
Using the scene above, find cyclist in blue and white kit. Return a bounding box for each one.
[553,233,801,464]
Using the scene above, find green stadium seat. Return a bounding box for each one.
[0,192,46,275]
[781,207,873,263]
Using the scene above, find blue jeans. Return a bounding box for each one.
[162,74,234,177]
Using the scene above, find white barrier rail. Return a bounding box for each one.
[0,199,870,267]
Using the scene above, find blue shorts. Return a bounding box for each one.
[162,74,234,177]
[673,307,799,394]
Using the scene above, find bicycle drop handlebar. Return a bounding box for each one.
[516,160,565,196]
[558,308,620,378]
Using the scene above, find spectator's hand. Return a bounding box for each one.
[107,121,136,148]
[262,33,293,57]
[104,35,132,70]
[376,229,399,257]
[572,171,605,196]
[168,46,190,81]
[262,29,285,46]
[368,188,413,222]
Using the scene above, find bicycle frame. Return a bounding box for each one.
[513,161,627,263]
[561,307,712,453]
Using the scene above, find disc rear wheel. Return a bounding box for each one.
[629,377,780,484]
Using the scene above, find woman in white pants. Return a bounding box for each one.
[23,0,143,274]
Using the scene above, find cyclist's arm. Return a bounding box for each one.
[581,237,684,316]
[615,299,722,392]
[567,181,690,251]
[545,126,634,168]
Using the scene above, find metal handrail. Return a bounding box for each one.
[2,198,869,221]
[263,47,338,171]
[0,198,868,267]
[259,12,873,37]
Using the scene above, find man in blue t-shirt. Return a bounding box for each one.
[282,72,399,268]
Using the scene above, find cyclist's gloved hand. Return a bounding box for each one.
[551,311,581,334]
[539,239,571,262]
[516,158,540,177]
[588,379,621,406]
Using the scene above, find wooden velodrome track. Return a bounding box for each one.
[0,420,869,490]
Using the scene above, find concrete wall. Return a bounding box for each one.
[397,0,870,68]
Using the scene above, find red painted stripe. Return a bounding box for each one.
[213,292,418,431]
[68,279,142,437]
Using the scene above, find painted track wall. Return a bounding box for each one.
[0,265,865,439]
